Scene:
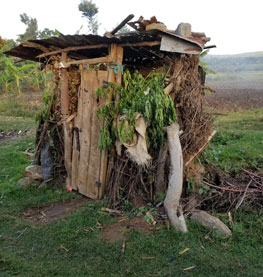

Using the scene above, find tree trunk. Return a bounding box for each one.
[164,123,188,232]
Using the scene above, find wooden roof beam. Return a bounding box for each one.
[37,44,109,58]
[55,56,113,68]
[37,41,160,59]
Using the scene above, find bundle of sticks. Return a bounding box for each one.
[201,169,263,211]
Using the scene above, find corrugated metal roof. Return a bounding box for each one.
[5,30,204,63]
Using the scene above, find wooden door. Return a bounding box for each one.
[71,69,108,199]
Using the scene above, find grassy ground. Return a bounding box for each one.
[0,92,42,118]
[0,115,36,131]
[202,108,263,174]
[1,114,263,276]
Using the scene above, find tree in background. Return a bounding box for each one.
[38,28,60,39]
[18,13,38,42]
[18,13,60,42]
[0,36,7,49]
[78,0,99,34]
[0,15,59,95]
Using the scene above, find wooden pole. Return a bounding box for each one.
[60,52,72,190]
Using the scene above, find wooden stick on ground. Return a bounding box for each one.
[120,238,126,261]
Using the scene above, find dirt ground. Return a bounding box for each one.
[22,196,161,242]
[100,215,161,242]
[22,197,89,223]
[205,81,263,111]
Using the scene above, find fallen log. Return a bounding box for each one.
[190,210,232,236]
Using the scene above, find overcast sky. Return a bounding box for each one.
[1,0,262,55]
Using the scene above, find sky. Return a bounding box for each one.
[0,0,262,55]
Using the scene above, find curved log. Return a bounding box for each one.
[164,123,188,232]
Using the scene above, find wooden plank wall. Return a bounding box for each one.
[71,44,123,199]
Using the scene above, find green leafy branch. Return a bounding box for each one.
[96,70,177,151]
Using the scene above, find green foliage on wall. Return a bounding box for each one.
[96,70,177,151]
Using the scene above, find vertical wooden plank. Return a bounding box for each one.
[98,44,123,198]
[71,72,83,190]
[73,70,108,198]
[71,45,123,199]
[116,46,124,86]
[60,52,72,189]
[88,70,108,199]
[77,70,95,197]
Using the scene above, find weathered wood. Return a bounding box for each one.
[97,44,119,199]
[66,56,112,67]
[22,41,50,53]
[60,52,72,189]
[115,45,124,103]
[164,123,188,232]
[156,143,168,194]
[71,70,109,199]
[71,69,83,190]
[120,41,160,48]
[37,41,160,60]
[190,211,232,236]
[110,14,134,35]
[37,44,108,58]
[77,70,95,197]
[164,83,174,94]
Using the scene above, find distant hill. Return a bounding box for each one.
[202,51,263,82]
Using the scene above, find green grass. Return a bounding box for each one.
[0,115,36,131]
[0,93,42,118]
[0,136,35,185]
[0,116,37,185]
[1,186,263,277]
[202,109,263,174]
[1,113,263,276]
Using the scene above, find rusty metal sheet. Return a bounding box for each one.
[160,34,202,54]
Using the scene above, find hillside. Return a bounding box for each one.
[202,51,263,82]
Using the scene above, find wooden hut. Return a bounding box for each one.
[6,16,213,202]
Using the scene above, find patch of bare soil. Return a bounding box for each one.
[0,130,32,142]
[205,81,263,111]
[100,215,160,242]
[23,197,89,223]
